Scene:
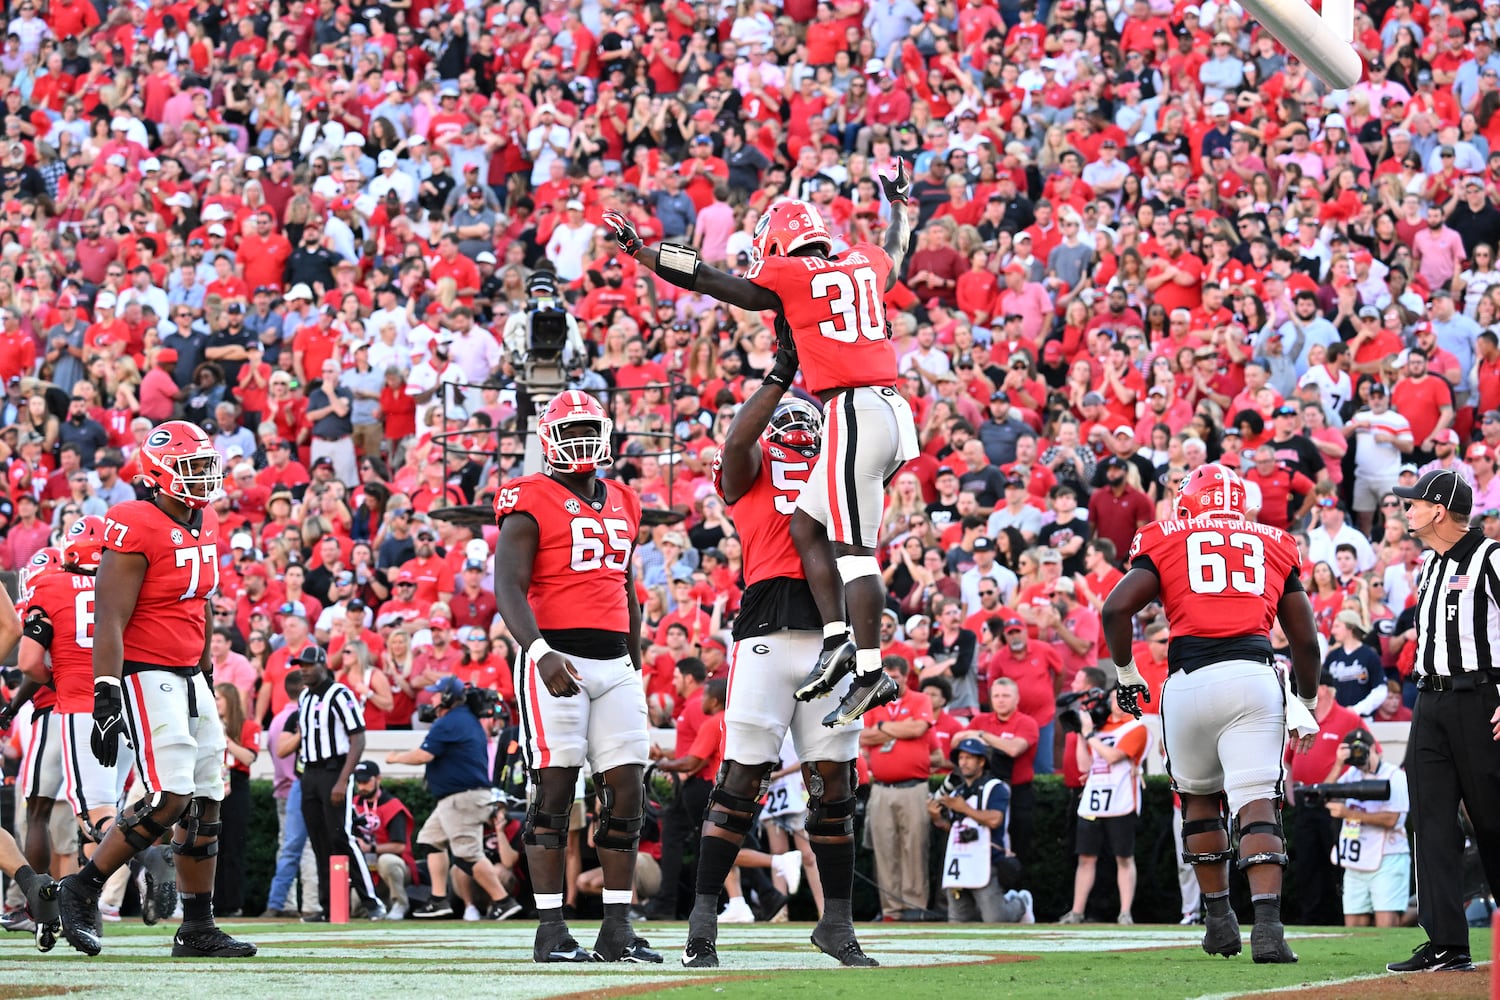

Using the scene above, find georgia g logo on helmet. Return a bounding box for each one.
[135,420,225,509]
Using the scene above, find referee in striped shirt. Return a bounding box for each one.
[1385,468,1500,974]
[286,645,385,921]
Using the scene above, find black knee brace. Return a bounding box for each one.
[705,786,762,835]
[173,798,222,858]
[449,853,476,877]
[805,795,856,838]
[1181,815,1231,864]
[1235,819,1288,870]
[118,796,174,853]
[523,802,571,849]
[593,782,643,852]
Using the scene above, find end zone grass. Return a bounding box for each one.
[0,921,1481,1000]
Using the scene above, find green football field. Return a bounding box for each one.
[0,921,1487,1000]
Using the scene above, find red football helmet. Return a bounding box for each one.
[63,515,107,573]
[1176,463,1248,520]
[20,546,62,599]
[130,420,223,508]
[763,398,822,450]
[752,199,833,260]
[538,390,613,474]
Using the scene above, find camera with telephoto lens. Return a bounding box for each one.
[1056,687,1111,734]
[1344,731,1373,769]
[957,827,980,843]
[524,271,569,364]
[416,684,504,724]
[1293,779,1391,805]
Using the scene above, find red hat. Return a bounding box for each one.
[249,603,271,618]
[396,568,416,583]
[1468,442,1491,460]
[156,348,179,364]
[331,196,353,211]
[692,109,715,123]
[241,563,269,578]
[1004,262,1027,275]
[1043,341,1064,362]
[429,616,451,629]
[700,637,727,653]
[1184,184,1201,197]
[4,200,20,212]
[1001,615,1025,632]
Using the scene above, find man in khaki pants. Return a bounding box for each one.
[386,676,522,920]
[859,657,935,921]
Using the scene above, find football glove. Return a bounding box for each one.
[879,159,912,204]
[91,678,126,768]
[0,698,14,732]
[765,344,799,387]
[1112,660,1151,719]
[602,211,644,258]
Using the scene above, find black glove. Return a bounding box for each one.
[601,210,644,258]
[1113,683,1150,720]
[91,679,127,768]
[880,159,912,204]
[766,343,799,387]
[0,699,13,732]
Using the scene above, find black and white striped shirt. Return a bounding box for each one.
[297,680,365,765]
[1413,529,1500,678]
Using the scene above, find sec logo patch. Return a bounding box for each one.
[565,499,581,515]
[171,528,184,545]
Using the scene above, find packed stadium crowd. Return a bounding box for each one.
[0,0,1493,947]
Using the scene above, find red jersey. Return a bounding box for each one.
[494,473,641,636]
[714,440,809,586]
[1129,516,1302,670]
[747,242,899,393]
[103,501,219,668]
[27,569,97,713]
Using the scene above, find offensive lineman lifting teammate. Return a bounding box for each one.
[682,357,874,968]
[604,164,918,727]
[1101,464,1322,964]
[494,389,661,965]
[56,420,255,959]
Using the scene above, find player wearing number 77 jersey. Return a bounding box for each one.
[55,419,255,961]
[604,162,919,730]
[1101,463,1323,965]
[493,389,661,966]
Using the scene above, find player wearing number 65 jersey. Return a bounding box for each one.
[493,389,660,966]
[56,420,254,961]
[680,380,875,970]
[604,163,918,731]
[1101,464,1323,965]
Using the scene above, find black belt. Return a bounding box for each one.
[873,778,926,789]
[314,435,347,442]
[1416,672,1500,692]
[303,756,347,770]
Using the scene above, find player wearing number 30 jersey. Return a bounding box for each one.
[493,389,659,966]
[1102,463,1323,966]
[604,162,919,733]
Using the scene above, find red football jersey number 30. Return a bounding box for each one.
[1185,530,1266,595]
[811,266,884,342]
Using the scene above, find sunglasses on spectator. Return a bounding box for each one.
[1381,499,1402,508]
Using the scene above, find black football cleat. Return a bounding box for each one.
[1250,921,1297,964]
[139,845,177,927]
[172,924,258,958]
[822,672,899,727]
[1201,912,1242,958]
[26,878,60,953]
[593,918,663,963]
[811,923,879,967]
[56,875,102,956]
[534,922,593,963]
[794,639,856,702]
[681,937,719,968]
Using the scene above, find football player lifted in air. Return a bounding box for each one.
[494,390,661,965]
[56,420,255,960]
[604,164,918,728]
[682,347,875,969]
[1101,464,1322,964]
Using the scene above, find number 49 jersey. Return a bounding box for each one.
[495,473,641,635]
[748,242,899,394]
[103,500,220,669]
[25,569,96,713]
[1129,516,1303,646]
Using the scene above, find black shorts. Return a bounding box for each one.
[1076,813,1137,858]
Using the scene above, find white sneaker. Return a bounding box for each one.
[720,897,755,924]
[386,902,407,921]
[99,904,122,923]
[1015,889,1035,925]
[462,905,481,922]
[771,850,803,897]
[1179,913,1201,926]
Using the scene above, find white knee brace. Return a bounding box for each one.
[836,555,881,584]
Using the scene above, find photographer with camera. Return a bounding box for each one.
[1056,687,1152,925]
[1286,669,1363,926]
[928,738,1033,924]
[351,762,419,920]
[1324,729,1409,928]
[953,678,1038,861]
[385,676,522,921]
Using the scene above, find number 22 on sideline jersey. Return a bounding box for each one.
[747,243,899,394]
[1129,517,1302,638]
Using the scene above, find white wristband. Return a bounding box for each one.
[1297,694,1317,714]
[1115,659,1144,686]
[96,676,121,689]
[528,638,554,663]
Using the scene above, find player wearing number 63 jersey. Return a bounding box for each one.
[493,389,659,966]
[604,163,918,733]
[1102,463,1323,965]
[679,382,874,970]
[56,419,254,961]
